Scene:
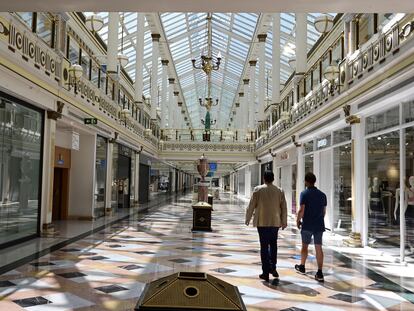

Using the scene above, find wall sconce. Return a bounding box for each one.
[324,63,340,95]
[68,64,83,87]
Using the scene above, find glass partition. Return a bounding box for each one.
[0,93,43,247]
[367,130,400,248]
[94,136,107,218]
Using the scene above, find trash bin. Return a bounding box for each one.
[192,201,212,231]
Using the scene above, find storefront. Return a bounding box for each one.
[364,100,414,258]
[0,92,44,248]
[111,143,132,210]
[94,135,107,218]
[301,126,352,234]
[274,147,297,214]
[260,161,273,183]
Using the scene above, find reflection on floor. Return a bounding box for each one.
[0,193,413,310]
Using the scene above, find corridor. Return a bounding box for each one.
[0,193,412,311]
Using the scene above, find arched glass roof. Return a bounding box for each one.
[83,12,336,129]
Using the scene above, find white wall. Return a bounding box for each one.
[69,133,96,218]
[55,130,73,149]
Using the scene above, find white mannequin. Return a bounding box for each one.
[394,176,414,220]
[368,177,381,214]
[394,176,414,251]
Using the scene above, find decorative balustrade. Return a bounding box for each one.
[0,13,159,148]
[256,14,414,151]
[160,140,255,153]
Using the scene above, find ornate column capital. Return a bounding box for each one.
[257,34,267,42]
[151,33,161,41]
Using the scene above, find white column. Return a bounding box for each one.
[257,34,267,123]
[245,166,252,197]
[168,78,175,129]
[134,13,145,104]
[352,120,366,245]
[294,13,307,103]
[107,12,120,74]
[248,61,257,132]
[242,80,249,140]
[134,152,140,204]
[173,91,180,129]
[295,13,307,75]
[41,116,56,229]
[271,13,280,125]
[160,60,169,129]
[297,146,305,196]
[150,33,161,120]
[105,141,114,211]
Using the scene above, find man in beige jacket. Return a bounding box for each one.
[245,171,287,282]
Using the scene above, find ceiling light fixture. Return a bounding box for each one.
[85,13,104,33]
[314,14,334,34]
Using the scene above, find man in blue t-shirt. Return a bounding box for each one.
[295,172,327,282]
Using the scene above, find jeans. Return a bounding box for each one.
[257,227,279,274]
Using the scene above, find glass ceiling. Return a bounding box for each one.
[83,12,335,129]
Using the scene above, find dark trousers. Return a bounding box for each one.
[257,227,279,274]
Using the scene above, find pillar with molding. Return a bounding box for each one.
[257,34,267,126]
[294,13,307,104]
[150,33,161,120]
[168,78,175,129]
[134,13,145,105]
[271,13,280,126]
[248,61,257,133]
[160,60,169,129]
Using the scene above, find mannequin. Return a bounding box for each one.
[395,176,414,219]
[368,177,382,214]
[394,176,414,251]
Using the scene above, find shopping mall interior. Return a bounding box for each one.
[0,0,414,310]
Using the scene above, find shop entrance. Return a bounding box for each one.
[52,167,69,220]
[52,146,71,221]
[117,154,131,209]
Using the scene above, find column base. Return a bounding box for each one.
[343,232,362,248]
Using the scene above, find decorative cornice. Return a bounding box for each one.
[257,34,267,42]
[47,101,64,120]
[151,33,161,41]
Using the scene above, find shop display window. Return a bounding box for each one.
[403,100,414,124]
[304,154,314,174]
[316,134,331,151]
[367,130,400,247]
[333,127,352,145]
[303,140,314,154]
[305,73,312,96]
[333,143,352,234]
[366,106,399,135]
[0,93,43,247]
[404,128,414,252]
[321,52,331,82]
[91,61,100,87]
[331,37,343,65]
[94,136,107,218]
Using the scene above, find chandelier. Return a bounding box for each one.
[191,13,222,133]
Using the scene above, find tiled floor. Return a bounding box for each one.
[0,193,413,310]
